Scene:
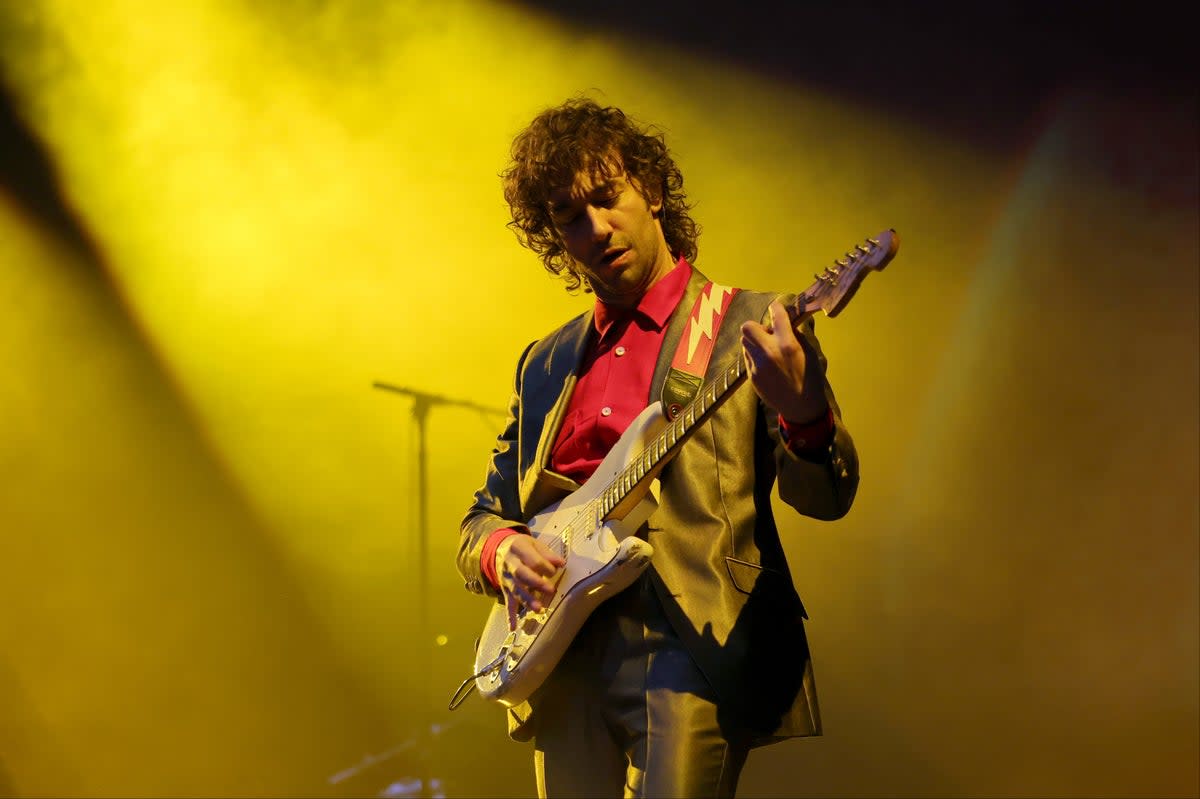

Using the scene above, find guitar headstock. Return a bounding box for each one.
[790,229,899,321]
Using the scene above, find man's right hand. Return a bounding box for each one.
[495,534,566,631]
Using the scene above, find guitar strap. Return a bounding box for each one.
[660,281,740,419]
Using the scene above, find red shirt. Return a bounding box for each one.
[479,258,833,588]
[548,257,693,483]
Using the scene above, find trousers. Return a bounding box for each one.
[531,575,751,798]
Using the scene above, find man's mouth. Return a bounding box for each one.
[598,248,628,268]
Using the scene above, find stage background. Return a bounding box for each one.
[1,2,1196,796]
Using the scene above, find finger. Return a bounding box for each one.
[741,344,764,378]
[524,556,563,579]
[769,301,800,348]
[743,331,776,369]
[509,564,556,609]
[514,581,547,612]
[740,319,774,352]
[511,562,557,596]
[505,579,542,619]
[513,536,566,572]
[540,547,567,568]
[505,590,519,630]
[521,543,566,576]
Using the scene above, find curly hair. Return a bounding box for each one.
[501,97,700,293]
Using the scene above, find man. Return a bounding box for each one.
[457,97,859,798]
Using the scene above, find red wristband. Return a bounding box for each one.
[778,407,834,453]
[480,527,526,590]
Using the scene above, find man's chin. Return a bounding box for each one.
[592,278,644,307]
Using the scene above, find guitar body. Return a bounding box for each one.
[472,402,669,707]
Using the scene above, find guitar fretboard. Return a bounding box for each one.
[597,356,748,521]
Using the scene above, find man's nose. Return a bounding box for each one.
[585,205,612,240]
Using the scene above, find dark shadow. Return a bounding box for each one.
[646,561,810,743]
[0,78,101,264]
[515,0,1196,154]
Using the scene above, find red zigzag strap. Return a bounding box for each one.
[660,281,740,420]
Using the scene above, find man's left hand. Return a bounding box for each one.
[740,299,829,423]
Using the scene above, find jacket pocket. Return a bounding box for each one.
[724,556,808,619]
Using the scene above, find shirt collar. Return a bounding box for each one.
[593,255,692,338]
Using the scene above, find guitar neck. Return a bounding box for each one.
[596,343,753,522]
[593,228,898,522]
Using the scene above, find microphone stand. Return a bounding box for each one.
[359,381,506,798]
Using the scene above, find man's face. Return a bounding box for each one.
[547,167,674,308]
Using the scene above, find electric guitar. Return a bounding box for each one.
[451,229,900,710]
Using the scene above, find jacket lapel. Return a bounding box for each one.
[649,266,711,406]
[519,308,594,514]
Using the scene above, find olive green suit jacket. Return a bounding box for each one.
[457,266,859,744]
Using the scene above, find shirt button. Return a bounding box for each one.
[614,346,627,356]
[600,407,613,417]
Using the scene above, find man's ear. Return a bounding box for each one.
[629,173,662,216]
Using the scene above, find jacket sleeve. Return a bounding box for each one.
[456,341,536,599]
[767,316,860,521]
